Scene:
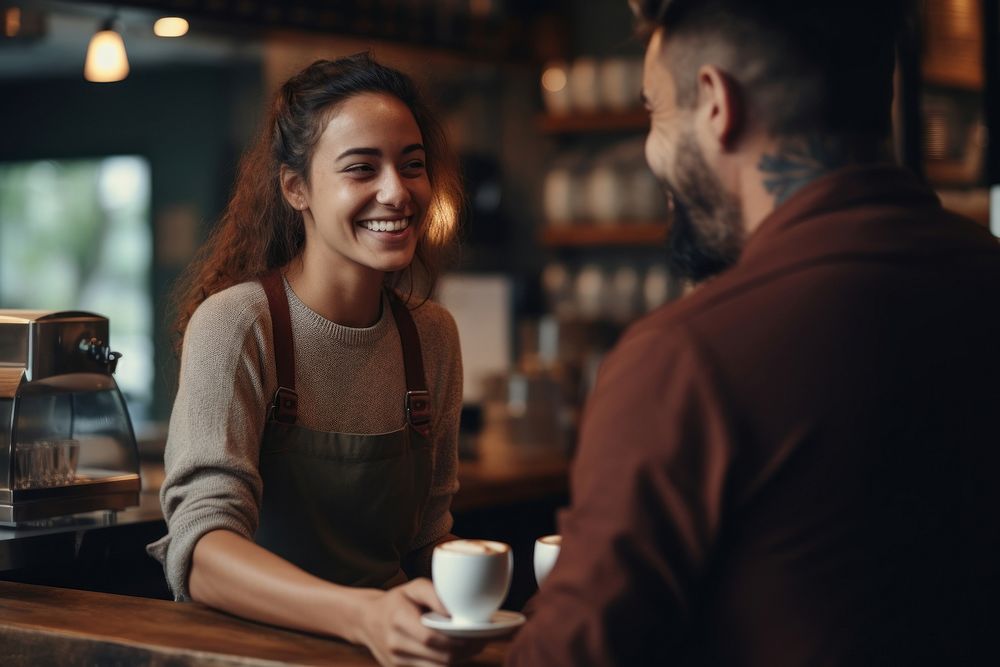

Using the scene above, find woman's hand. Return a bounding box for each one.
[189,533,483,664]
[356,578,485,666]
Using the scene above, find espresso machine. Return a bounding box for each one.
[0,310,140,526]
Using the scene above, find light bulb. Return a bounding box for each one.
[542,67,567,93]
[153,17,188,38]
[4,7,21,37]
[84,23,129,83]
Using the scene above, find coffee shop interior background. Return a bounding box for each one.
[1,0,995,431]
[0,0,654,431]
[0,0,996,603]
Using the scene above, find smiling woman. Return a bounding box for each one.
[170,54,461,343]
[280,92,434,316]
[147,54,476,667]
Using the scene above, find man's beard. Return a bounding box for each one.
[660,132,744,283]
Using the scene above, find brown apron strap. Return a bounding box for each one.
[387,292,432,439]
[261,270,298,424]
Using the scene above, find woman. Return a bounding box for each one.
[148,53,475,666]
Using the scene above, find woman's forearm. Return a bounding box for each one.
[189,529,377,643]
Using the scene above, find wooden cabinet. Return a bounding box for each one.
[919,0,990,226]
[922,0,984,90]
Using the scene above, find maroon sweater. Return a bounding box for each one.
[507,165,1000,666]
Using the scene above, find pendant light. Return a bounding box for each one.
[153,17,188,37]
[4,7,21,37]
[84,17,129,83]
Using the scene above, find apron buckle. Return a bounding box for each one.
[271,386,299,424]
[405,390,432,437]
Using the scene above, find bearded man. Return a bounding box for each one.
[507,1,1000,665]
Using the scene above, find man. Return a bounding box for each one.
[507,1,1000,665]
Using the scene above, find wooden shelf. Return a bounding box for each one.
[538,110,649,134]
[540,223,669,247]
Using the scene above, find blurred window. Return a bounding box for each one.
[0,156,153,422]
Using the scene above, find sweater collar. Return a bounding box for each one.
[283,278,394,346]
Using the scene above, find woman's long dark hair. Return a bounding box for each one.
[170,52,462,353]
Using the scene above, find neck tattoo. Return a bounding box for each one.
[758,136,853,206]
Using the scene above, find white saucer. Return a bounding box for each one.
[420,610,526,639]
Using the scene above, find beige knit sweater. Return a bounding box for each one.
[147,278,463,600]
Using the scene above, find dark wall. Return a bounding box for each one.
[570,0,642,58]
[0,63,263,421]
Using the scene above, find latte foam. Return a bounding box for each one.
[438,539,508,555]
[539,535,562,546]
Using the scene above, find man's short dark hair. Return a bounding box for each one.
[633,0,913,138]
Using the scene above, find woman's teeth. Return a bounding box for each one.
[359,218,409,232]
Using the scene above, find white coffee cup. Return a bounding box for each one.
[543,168,577,225]
[533,535,562,586]
[432,539,512,625]
[568,58,601,113]
[644,264,672,312]
[599,57,641,112]
[587,163,624,223]
[575,264,608,321]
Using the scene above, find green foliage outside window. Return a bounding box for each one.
[0,156,153,422]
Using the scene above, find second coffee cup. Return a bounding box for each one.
[431,539,513,625]
[533,534,562,586]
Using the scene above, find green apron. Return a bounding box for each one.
[254,271,434,589]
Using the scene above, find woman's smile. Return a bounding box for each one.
[357,216,412,233]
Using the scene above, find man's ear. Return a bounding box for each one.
[695,64,743,150]
[279,165,308,211]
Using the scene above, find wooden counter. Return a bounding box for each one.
[0,445,569,573]
[0,581,511,666]
[0,426,570,605]
[454,454,569,514]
